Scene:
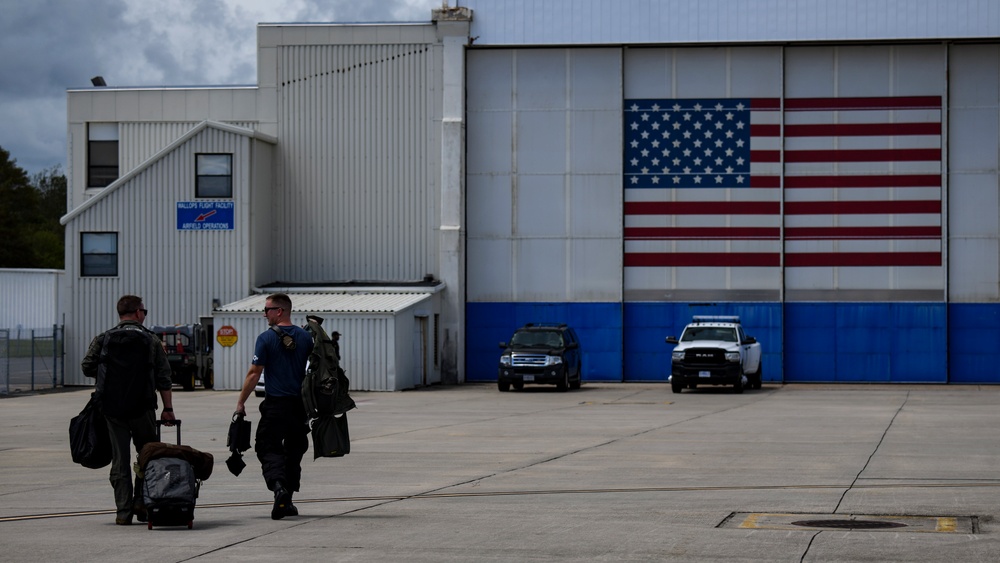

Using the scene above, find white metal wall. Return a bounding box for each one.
[0,269,62,330]
[460,0,1000,46]
[275,43,438,282]
[67,87,261,210]
[120,121,257,177]
[466,48,623,302]
[62,128,260,385]
[214,312,397,392]
[949,44,1000,302]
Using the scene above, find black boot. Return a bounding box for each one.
[285,491,299,517]
[271,481,292,520]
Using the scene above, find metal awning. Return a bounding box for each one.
[217,292,434,314]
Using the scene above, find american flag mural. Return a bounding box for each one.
[624,95,943,269]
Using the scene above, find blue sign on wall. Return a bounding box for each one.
[177,201,234,230]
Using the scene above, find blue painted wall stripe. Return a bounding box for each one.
[466,302,999,384]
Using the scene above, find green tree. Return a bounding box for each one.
[30,167,68,269]
[0,146,67,269]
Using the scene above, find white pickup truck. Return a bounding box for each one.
[665,316,762,393]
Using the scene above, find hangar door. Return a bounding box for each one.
[622,45,946,383]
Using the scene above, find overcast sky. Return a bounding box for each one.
[0,0,445,177]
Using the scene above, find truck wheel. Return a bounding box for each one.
[497,380,511,392]
[733,375,744,394]
[202,369,215,390]
[182,370,196,392]
[671,382,683,393]
[752,365,762,389]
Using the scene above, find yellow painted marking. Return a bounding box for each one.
[936,517,957,532]
[739,513,762,528]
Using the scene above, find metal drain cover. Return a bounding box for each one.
[724,513,974,533]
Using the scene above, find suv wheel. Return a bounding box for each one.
[671,382,683,393]
[556,373,568,392]
[512,381,524,391]
[497,380,511,392]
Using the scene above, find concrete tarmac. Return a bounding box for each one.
[1,383,998,562]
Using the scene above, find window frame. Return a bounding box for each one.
[87,123,119,188]
[80,232,119,277]
[195,153,233,198]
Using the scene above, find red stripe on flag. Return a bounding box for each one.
[785,96,942,110]
[625,227,779,240]
[786,226,941,240]
[785,174,940,188]
[751,98,782,110]
[750,175,781,188]
[751,124,780,136]
[785,200,941,215]
[785,252,941,267]
[785,122,941,137]
[625,253,780,267]
[785,148,941,163]
[624,201,780,215]
[750,150,781,162]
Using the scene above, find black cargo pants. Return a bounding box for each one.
[255,396,310,492]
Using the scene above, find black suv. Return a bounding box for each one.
[498,323,582,391]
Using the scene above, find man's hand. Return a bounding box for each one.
[160,408,176,426]
[235,401,247,416]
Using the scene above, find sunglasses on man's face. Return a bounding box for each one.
[263,306,282,313]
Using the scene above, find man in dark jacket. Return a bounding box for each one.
[235,293,313,519]
[82,294,174,525]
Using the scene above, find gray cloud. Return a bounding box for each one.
[0,0,442,175]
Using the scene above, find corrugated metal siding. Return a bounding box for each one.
[120,122,257,176]
[64,128,255,385]
[0,269,62,330]
[213,292,434,390]
[276,44,435,282]
[214,312,396,392]
[462,0,1000,45]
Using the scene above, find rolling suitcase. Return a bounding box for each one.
[141,421,204,530]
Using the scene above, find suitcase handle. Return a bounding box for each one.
[156,419,182,445]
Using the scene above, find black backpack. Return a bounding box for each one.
[301,315,356,419]
[97,325,158,419]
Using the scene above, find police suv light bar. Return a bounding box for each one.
[691,316,741,324]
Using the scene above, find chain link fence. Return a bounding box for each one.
[0,325,65,396]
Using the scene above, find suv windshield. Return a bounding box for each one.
[510,331,564,348]
[681,326,737,342]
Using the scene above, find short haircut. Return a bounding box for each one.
[117,295,143,316]
[267,293,293,311]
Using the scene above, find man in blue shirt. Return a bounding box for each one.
[236,293,314,519]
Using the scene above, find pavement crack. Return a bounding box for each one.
[833,390,910,513]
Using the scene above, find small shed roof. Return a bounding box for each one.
[217,292,434,315]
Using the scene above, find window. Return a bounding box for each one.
[81,232,118,276]
[196,154,233,197]
[88,123,119,188]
